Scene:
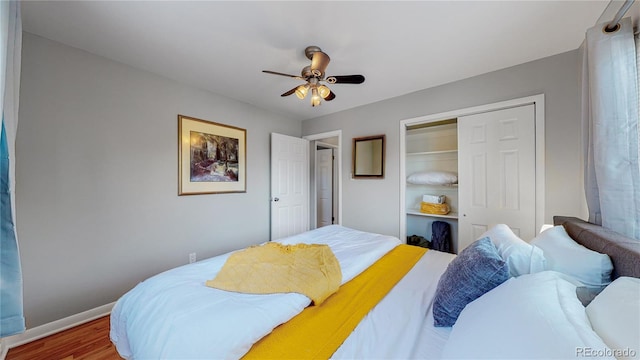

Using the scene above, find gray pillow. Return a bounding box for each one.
[433,237,510,327]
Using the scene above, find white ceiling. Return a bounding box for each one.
[21,1,610,121]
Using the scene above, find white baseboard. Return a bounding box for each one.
[0,338,7,360]
[1,301,115,357]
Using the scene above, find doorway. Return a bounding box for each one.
[316,144,338,227]
[304,130,342,229]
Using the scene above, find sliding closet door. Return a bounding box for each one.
[458,104,536,250]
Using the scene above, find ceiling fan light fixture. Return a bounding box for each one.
[295,84,309,99]
[311,87,321,107]
[318,85,331,99]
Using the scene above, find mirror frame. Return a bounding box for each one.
[352,134,385,179]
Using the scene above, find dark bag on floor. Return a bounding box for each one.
[407,234,430,248]
[431,221,452,253]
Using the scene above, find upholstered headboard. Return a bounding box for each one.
[553,216,640,279]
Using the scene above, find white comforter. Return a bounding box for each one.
[333,249,455,359]
[110,225,401,359]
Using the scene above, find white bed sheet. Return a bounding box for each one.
[110,225,401,359]
[332,249,455,359]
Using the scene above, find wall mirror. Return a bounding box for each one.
[352,135,385,178]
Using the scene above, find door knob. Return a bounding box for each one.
[273,197,280,202]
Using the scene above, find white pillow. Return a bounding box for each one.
[586,277,640,360]
[442,271,614,359]
[531,226,613,287]
[479,224,545,277]
[406,171,457,185]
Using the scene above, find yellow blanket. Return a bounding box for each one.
[206,242,342,305]
[243,244,427,360]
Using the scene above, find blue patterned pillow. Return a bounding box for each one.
[433,237,509,327]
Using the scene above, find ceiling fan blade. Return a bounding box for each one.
[326,75,365,84]
[324,90,336,101]
[263,70,304,81]
[280,87,298,97]
[310,51,330,77]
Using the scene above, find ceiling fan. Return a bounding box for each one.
[262,46,365,107]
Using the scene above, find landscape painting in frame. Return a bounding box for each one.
[178,115,246,195]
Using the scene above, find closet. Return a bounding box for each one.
[400,95,545,253]
[405,120,459,251]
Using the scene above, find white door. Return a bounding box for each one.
[458,104,536,251]
[271,133,309,240]
[316,148,333,227]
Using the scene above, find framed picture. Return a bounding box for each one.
[178,115,246,195]
[352,134,385,179]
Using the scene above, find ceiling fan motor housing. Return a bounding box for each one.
[304,46,323,60]
[305,46,330,78]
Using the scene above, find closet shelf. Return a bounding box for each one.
[406,210,459,220]
[407,149,458,156]
[406,183,458,190]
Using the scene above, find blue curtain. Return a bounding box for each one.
[1,120,24,337]
[0,0,25,337]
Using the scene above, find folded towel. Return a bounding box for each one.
[423,194,446,204]
[420,202,450,215]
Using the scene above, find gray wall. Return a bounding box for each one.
[16,33,301,328]
[17,32,586,328]
[303,50,585,238]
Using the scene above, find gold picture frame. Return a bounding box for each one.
[178,115,246,195]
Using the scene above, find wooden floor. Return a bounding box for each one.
[6,316,121,360]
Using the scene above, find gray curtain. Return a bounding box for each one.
[582,17,640,240]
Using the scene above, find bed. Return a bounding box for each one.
[110,218,640,359]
